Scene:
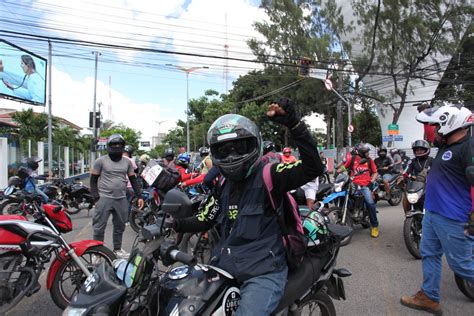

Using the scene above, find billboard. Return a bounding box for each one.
[0,39,47,106]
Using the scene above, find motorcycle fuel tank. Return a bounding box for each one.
[159,264,239,316]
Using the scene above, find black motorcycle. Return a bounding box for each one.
[372,173,403,206]
[65,190,353,316]
[45,177,93,215]
[402,177,425,259]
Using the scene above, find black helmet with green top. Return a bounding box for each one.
[207,114,262,181]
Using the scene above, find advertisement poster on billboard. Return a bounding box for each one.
[0,39,47,106]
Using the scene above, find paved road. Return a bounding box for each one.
[6,202,472,315]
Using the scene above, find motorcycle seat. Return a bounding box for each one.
[316,183,333,199]
[274,255,324,313]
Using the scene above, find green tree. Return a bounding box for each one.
[348,0,472,130]
[11,108,53,142]
[162,121,186,150]
[53,126,80,148]
[351,100,382,146]
[100,124,141,150]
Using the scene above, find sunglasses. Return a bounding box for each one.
[213,139,255,159]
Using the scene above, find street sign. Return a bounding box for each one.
[388,129,399,135]
[388,124,399,130]
[97,137,108,146]
[394,135,403,141]
[347,124,354,133]
[309,68,328,80]
[324,78,333,91]
[383,135,394,142]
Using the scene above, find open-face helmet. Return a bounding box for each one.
[124,145,134,157]
[283,147,292,155]
[164,148,175,161]
[377,146,387,158]
[303,211,329,247]
[208,114,262,181]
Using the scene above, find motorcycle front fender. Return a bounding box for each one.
[326,274,346,301]
[46,240,105,289]
[322,191,347,204]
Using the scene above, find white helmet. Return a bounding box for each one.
[416,104,473,136]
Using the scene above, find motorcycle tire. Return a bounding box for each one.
[403,216,422,260]
[50,245,116,310]
[0,200,21,215]
[388,186,402,206]
[455,274,474,301]
[291,291,336,316]
[328,206,353,247]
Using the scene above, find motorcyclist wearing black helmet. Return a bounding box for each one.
[261,140,282,164]
[399,150,410,170]
[374,146,394,198]
[401,140,432,213]
[163,147,176,169]
[90,134,144,259]
[168,99,324,315]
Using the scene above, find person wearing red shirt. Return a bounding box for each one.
[343,143,380,237]
[175,153,195,183]
[282,147,297,164]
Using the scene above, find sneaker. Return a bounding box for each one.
[400,290,442,315]
[114,248,130,259]
[370,227,379,238]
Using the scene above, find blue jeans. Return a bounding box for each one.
[236,266,288,316]
[360,186,378,227]
[421,211,474,302]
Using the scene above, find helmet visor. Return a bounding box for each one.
[212,138,256,160]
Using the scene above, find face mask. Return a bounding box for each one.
[108,152,123,161]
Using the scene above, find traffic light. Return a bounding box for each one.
[299,57,312,77]
[89,111,101,128]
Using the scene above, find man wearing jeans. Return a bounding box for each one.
[401,104,473,315]
[342,143,379,237]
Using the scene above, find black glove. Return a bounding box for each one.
[267,98,300,129]
[465,212,474,236]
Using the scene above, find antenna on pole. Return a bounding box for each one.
[108,76,113,121]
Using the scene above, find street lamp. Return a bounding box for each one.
[153,120,168,147]
[166,64,209,152]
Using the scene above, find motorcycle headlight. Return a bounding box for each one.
[407,193,420,204]
[62,307,87,316]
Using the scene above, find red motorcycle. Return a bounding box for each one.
[0,193,115,313]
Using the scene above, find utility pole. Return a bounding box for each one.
[47,40,53,176]
[91,51,100,162]
[336,71,344,163]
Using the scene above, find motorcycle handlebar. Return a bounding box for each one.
[169,249,197,266]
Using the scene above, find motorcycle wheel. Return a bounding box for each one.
[291,291,336,316]
[0,200,21,215]
[328,206,353,247]
[403,216,422,259]
[388,186,402,206]
[454,274,474,301]
[50,245,116,310]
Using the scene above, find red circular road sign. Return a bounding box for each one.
[324,78,333,91]
[348,124,354,133]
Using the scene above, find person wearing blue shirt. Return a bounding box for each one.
[401,104,473,315]
[19,157,49,203]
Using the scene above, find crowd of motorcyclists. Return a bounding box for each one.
[1,100,472,315]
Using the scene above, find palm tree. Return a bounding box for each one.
[11,108,52,142]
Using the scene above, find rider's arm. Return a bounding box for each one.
[174,194,219,233]
[203,166,220,189]
[370,160,378,183]
[90,159,101,200]
[271,123,324,194]
[182,173,205,187]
